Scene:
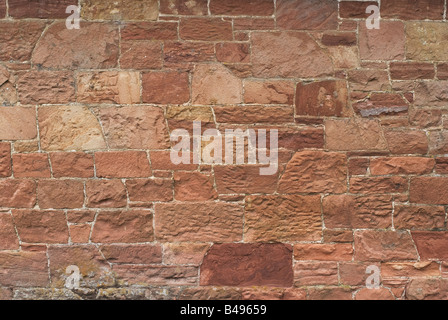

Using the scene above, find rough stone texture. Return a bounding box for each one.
[95,151,151,178]
[12,210,69,243]
[0,21,47,62]
[323,195,392,229]
[97,106,170,150]
[0,107,36,140]
[325,119,388,151]
[296,80,350,117]
[394,205,445,230]
[33,23,119,69]
[0,180,36,208]
[77,71,141,104]
[359,21,405,60]
[38,106,106,151]
[17,71,75,104]
[0,252,49,287]
[9,0,76,18]
[0,213,19,250]
[37,180,85,209]
[142,71,190,104]
[410,177,448,205]
[244,195,322,242]
[192,64,243,105]
[155,202,243,242]
[3,0,448,300]
[278,151,347,194]
[354,230,418,261]
[252,32,334,78]
[91,210,154,243]
[82,0,158,20]
[276,0,337,30]
[200,244,293,287]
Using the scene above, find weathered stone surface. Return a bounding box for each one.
[17,71,75,104]
[429,131,448,154]
[100,245,162,264]
[406,278,448,300]
[348,69,391,92]
[210,0,274,15]
[95,151,151,178]
[252,31,334,78]
[97,106,169,150]
[355,288,395,300]
[91,210,154,243]
[142,71,190,104]
[50,152,94,178]
[412,232,448,260]
[164,42,215,67]
[0,213,19,250]
[395,205,445,230]
[307,287,353,300]
[120,41,162,70]
[244,195,322,242]
[349,176,408,194]
[244,80,294,105]
[294,262,338,286]
[12,210,68,243]
[370,157,434,175]
[323,195,392,229]
[163,243,210,265]
[154,202,243,242]
[48,246,114,288]
[160,0,208,15]
[174,172,217,201]
[113,265,198,286]
[384,130,428,155]
[276,0,337,30]
[192,64,242,105]
[13,153,50,178]
[339,1,378,18]
[294,244,353,261]
[200,244,293,287]
[382,0,444,20]
[359,21,405,60]
[321,32,357,46]
[354,93,409,117]
[216,42,250,63]
[0,21,46,62]
[86,180,127,208]
[414,81,448,107]
[354,230,418,261]
[390,62,435,80]
[33,22,119,69]
[296,80,349,117]
[410,177,448,205]
[0,251,48,287]
[70,224,91,244]
[0,107,36,140]
[82,0,158,20]
[127,179,173,202]
[323,230,353,243]
[0,180,36,208]
[9,0,76,18]
[407,22,448,61]
[214,166,278,194]
[180,18,233,41]
[37,180,85,209]
[121,22,178,40]
[38,106,106,151]
[214,106,294,124]
[325,119,388,151]
[77,71,140,104]
[278,151,347,194]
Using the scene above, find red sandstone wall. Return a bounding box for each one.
[0,0,448,300]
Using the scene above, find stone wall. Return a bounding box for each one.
[0,0,448,300]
